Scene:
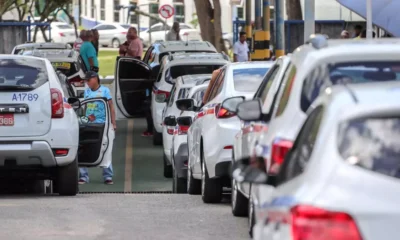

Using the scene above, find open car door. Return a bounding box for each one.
[75,97,111,167]
[115,57,152,118]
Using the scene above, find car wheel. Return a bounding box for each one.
[231,177,249,217]
[201,151,222,203]
[172,167,187,193]
[163,154,172,178]
[112,38,120,48]
[187,162,201,195]
[153,129,162,145]
[56,158,78,196]
[248,185,255,238]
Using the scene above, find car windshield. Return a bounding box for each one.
[121,24,131,29]
[166,65,224,84]
[0,58,48,89]
[301,62,400,112]
[338,117,400,179]
[233,67,269,92]
[56,24,73,29]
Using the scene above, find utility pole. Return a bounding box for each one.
[274,0,284,57]
[262,0,270,59]
[366,0,373,39]
[245,0,252,60]
[304,0,315,43]
[255,0,262,30]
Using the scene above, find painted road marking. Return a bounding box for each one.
[124,119,134,192]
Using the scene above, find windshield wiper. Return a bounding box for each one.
[0,85,35,91]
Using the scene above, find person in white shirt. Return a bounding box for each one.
[233,31,250,62]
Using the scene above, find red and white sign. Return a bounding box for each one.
[158,4,175,19]
[0,113,14,126]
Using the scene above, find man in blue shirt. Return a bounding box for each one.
[80,31,99,72]
[79,71,116,185]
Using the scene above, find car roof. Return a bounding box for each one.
[0,54,49,64]
[15,42,69,49]
[155,41,217,53]
[177,74,212,86]
[169,52,229,61]
[226,61,275,70]
[29,49,78,61]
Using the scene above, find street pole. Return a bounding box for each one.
[245,0,252,60]
[304,0,315,43]
[262,0,270,59]
[255,0,262,30]
[274,0,284,57]
[366,0,373,39]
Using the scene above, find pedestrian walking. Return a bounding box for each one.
[79,71,117,185]
[91,29,99,56]
[233,32,250,62]
[80,30,99,72]
[340,30,350,39]
[166,22,181,41]
[73,30,85,51]
[119,27,143,60]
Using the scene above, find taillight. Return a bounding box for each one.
[269,138,293,174]
[59,33,65,37]
[177,125,189,135]
[69,76,85,87]
[121,32,127,34]
[53,149,69,156]
[167,126,175,135]
[291,205,362,240]
[154,89,170,103]
[50,88,64,118]
[215,104,236,119]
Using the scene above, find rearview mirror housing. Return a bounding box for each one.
[164,115,177,126]
[237,99,262,121]
[221,96,245,113]
[232,157,268,184]
[176,99,196,111]
[177,116,192,126]
[68,97,81,110]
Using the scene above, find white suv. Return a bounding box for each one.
[151,52,229,145]
[0,55,113,195]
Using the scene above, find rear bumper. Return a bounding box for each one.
[174,143,188,179]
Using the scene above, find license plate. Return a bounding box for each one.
[52,62,71,69]
[0,113,14,126]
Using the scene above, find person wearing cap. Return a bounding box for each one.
[79,71,116,185]
[80,31,99,72]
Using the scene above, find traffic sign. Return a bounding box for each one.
[158,4,175,19]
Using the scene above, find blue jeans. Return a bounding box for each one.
[79,165,113,182]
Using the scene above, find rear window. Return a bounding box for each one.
[338,117,400,179]
[56,24,73,29]
[0,58,48,89]
[165,65,223,84]
[233,68,269,92]
[301,62,400,112]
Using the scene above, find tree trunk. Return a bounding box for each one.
[286,0,302,20]
[212,0,226,53]
[194,0,214,44]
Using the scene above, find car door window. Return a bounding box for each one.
[277,105,324,185]
[207,70,225,102]
[150,25,162,32]
[255,65,281,102]
[143,46,154,63]
[275,63,297,117]
[106,25,117,30]
[76,99,109,124]
[95,25,106,30]
[167,85,177,107]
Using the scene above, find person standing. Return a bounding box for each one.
[91,29,99,56]
[233,32,250,62]
[79,71,117,185]
[166,22,181,41]
[119,27,143,60]
[73,30,85,52]
[80,31,99,72]
[353,25,363,38]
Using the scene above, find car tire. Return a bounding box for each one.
[163,154,172,178]
[201,152,222,203]
[56,158,78,196]
[187,163,201,195]
[248,185,255,238]
[112,38,120,48]
[231,177,249,217]
[153,129,162,145]
[172,167,187,193]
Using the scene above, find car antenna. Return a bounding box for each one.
[342,83,358,103]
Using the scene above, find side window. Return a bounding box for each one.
[254,65,279,98]
[150,25,162,31]
[275,64,297,117]
[277,105,324,185]
[168,85,177,107]
[258,66,281,103]
[156,64,164,82]
[193,90,205,104]
[106,25,117,30]
[95,25,105,30]
[143,47,154,63]
[208,70,225,101]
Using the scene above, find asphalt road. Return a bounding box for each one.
[0,118,249,240]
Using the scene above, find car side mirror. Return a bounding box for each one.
[221,96,245,113]
[164,115,177,126]
[232,157,268,184]
[176,98,196,111]
[177,116,192,126]
[237,99,262,121]
[68,97,81,110]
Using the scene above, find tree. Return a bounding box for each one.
[286,0,302,20]
[190,13,198,29]
[0,0,16,21]
[194,0,226,53]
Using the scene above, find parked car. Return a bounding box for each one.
[0,55,113,195]
[161,74,212,192]
[181,62,270,203]
[233,80,400,240]
[140,23,201,47]
[30,22,76,44]
[11,42,71,55]
[151,52,229,150]
[234,35,400,237]
[92,23,139,48]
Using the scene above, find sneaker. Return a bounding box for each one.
[104,179,114,185]
[141,131,153,137]
[78,179,87,185]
